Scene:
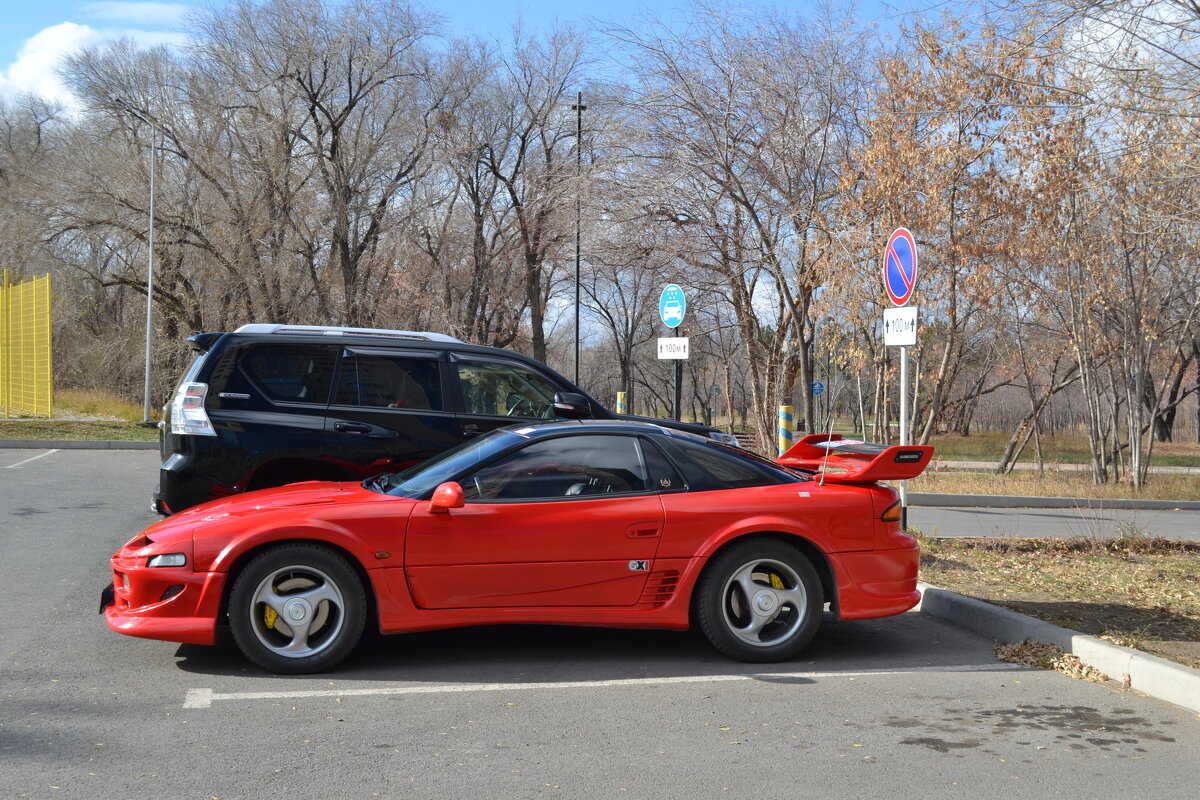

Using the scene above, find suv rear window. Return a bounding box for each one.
[242,344,337,404]
[334,354,442,410]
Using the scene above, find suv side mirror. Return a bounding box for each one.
[428,482,465,513]
[553,392,592,420]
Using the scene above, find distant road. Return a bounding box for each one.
[909,505,1200,542]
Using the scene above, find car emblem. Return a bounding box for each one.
[659,478,672,487]
[628,560,649,572]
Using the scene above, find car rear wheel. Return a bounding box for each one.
[695,539,823,662]
[228,544,366,674]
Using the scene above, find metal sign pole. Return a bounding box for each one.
[882,227,918,531]
[658,284,687,420]
[674,360,682,421]
[674,327,683,421]
[899,344,908,529]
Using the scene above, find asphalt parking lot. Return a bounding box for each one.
[2,448,1199,798]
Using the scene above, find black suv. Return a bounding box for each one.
[155,324,736,513]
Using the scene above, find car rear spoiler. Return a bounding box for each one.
[186,332,224,353]
[775,434,934,483]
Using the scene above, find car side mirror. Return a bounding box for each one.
[553,392,592,419]
[428,481,465,513]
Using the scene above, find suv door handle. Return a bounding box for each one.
[334,422,372,434]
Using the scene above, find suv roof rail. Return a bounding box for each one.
[234,323,464,344]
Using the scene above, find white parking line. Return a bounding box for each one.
[4,449,60,469]
[182,663,1024,709]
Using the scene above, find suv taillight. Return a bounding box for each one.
[169,382,217,436]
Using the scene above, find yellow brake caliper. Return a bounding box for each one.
[770,573,785,590]
[263,604,278,630]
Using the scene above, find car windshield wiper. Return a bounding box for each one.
[363,475,390,493]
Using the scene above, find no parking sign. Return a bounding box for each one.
[883,228,918,306]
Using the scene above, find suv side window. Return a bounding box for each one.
[454,359,559,418]
[241,344,337,404]
[334,354,442,410]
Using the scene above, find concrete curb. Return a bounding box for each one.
[0,439,158,450]
[909,492,1200,511]
[918,582,1200,714]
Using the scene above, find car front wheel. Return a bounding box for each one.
[228,543,366,674]
[695,539,823,662]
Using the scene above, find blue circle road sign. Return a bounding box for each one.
[812,381,825,396]
[659,284,686,329]
[883,228,918,306]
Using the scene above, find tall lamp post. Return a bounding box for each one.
[108,96,157,425]
[143,120,156,425]
[571,92,586,385]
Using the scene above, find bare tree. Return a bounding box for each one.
[480,26,591,362]
[610,4,873,445]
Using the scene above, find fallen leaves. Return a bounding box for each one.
[994,640,1108,683]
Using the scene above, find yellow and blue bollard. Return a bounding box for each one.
[615,391,628,415]
[778,405,794,456]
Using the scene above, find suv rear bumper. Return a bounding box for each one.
[154,451,213,515]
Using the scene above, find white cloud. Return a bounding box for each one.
[0,15,190,105]
[85,3,192,27]
[0,22,102,104]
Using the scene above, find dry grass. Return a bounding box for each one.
[927,431,1200,467]
[0,419,159,441]
[916,531,1200,669]
[54,388,156,422]
[0,389,159,440]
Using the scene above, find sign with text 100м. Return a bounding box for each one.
[882,228,918,346]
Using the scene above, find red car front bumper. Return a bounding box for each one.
[102,559,226,646]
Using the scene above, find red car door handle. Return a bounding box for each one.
[626,523,661,539]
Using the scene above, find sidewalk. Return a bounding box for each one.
[0,438,157,450]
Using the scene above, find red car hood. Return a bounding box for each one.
[165,480,403,527]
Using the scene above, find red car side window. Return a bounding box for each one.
[465,435,648,501]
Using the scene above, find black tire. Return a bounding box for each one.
[228,543,366,674]
[694,539,823,663]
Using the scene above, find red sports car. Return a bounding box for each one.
[102,421,933,673]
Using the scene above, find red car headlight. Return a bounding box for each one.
[147,553,188,568]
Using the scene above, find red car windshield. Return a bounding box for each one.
[374,430,525,498]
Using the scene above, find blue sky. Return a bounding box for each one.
[0,1,932,103]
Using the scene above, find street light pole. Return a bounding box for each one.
[571,91,586,385]
[109,94,158,425]
[142,120,156,425]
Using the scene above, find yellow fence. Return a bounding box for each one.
[1,271,53,418]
